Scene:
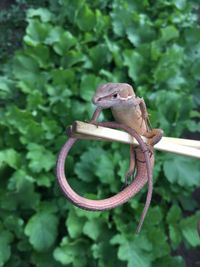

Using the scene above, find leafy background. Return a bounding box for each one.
[0,0,200,266]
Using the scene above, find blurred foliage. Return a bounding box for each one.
[0,0,200,266]
[0,0,47,64]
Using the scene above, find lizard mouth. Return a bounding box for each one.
[92,100,111,108]
[92,96,116,108]
[92,92,119,105]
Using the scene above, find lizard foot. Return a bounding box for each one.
[121,172,133,190]
[146,144,153,158]
[85,119,99,127]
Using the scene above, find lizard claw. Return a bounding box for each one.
[121,183,129,190]
[146,144,153,158]
[85,119,99,127]
[121,172,133,190]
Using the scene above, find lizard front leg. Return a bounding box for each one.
[136,97,163,146]
[89,107,102,125]
[135,97,152,131]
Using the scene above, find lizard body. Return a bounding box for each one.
[56,83,163,233]
[92,83,163,232]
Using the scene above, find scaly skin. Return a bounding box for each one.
[56,122,153,233]
[56,83,163,233]
[92,83,163,232]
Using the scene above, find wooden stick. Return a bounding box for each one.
[162,137,200,148]
[66,121,200,159]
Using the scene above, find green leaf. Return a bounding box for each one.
[153,45,184,85]
[89,44,111,70]
[111,234,152,267]
[74,144,116,190]
[61,50,86,67]
[76,5,96,31]
[26,45,51,68]
[151,40,162,60]
[145,206,163,226]
[0,76,15,99]
[7,169,40,209]
[25,211,58,251]
[53,31,77,55]
[155,255,186,267]
[53,237,87,267]
[31,251,60,267]
[95,10,110,36]
[27,8,52,22]
[35,173,53,187]
[41,117,61,140]
[0,230,13,267]
[147,228,170,258]
[92,239,121,266]
[186,120,200,132]
[191,59,200,80]
[83,219,104,240]
[184,27,200,45]
[59,0,83,23]
[172,0,186,10]
[168,225,182,249]
[163,155,200,187]
[0,149,21,169]
[27,143,55,173]
[4,106,44,144]
[80,74,103,101]
[51,68,75,86]
[27,91,45,109]
[117,159,129,182]
[180,212,200,247]
[126,15,155,46]
[66,209,85,238]
[167,205,182,224]
[152,90,192,135]
[161,26,179,42]
[13,53,40,82]
[123,50,144,82]
[45,26,64,44]
[8,169,34,191]
[24,19,52,46]
[95,154,115,185]
[4,215,24,239]
[111,5,132,36]
[75,146,106,182]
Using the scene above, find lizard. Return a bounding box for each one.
[91,83,163,179]
[90,83,163,232]
[56,83,163,233]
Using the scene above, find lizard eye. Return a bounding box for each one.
[112,93,118,99]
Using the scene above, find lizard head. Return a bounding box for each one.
[92,83,135,108]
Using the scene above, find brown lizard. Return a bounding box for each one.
[56,83,163,233]
[91,83,163,232]
[92,83,163,178]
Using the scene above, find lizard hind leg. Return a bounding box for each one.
[143,128,163,146]
[122,144,136,188]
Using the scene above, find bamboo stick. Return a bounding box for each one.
[162,137,200,148]
[66,121,200,159]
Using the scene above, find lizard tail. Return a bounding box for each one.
[56,122,153,233]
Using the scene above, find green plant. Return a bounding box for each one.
[0,1,200,266]
[0,0,47,66]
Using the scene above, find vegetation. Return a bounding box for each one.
[0,0,200,266]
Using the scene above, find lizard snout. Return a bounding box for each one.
[92,96,101,105]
